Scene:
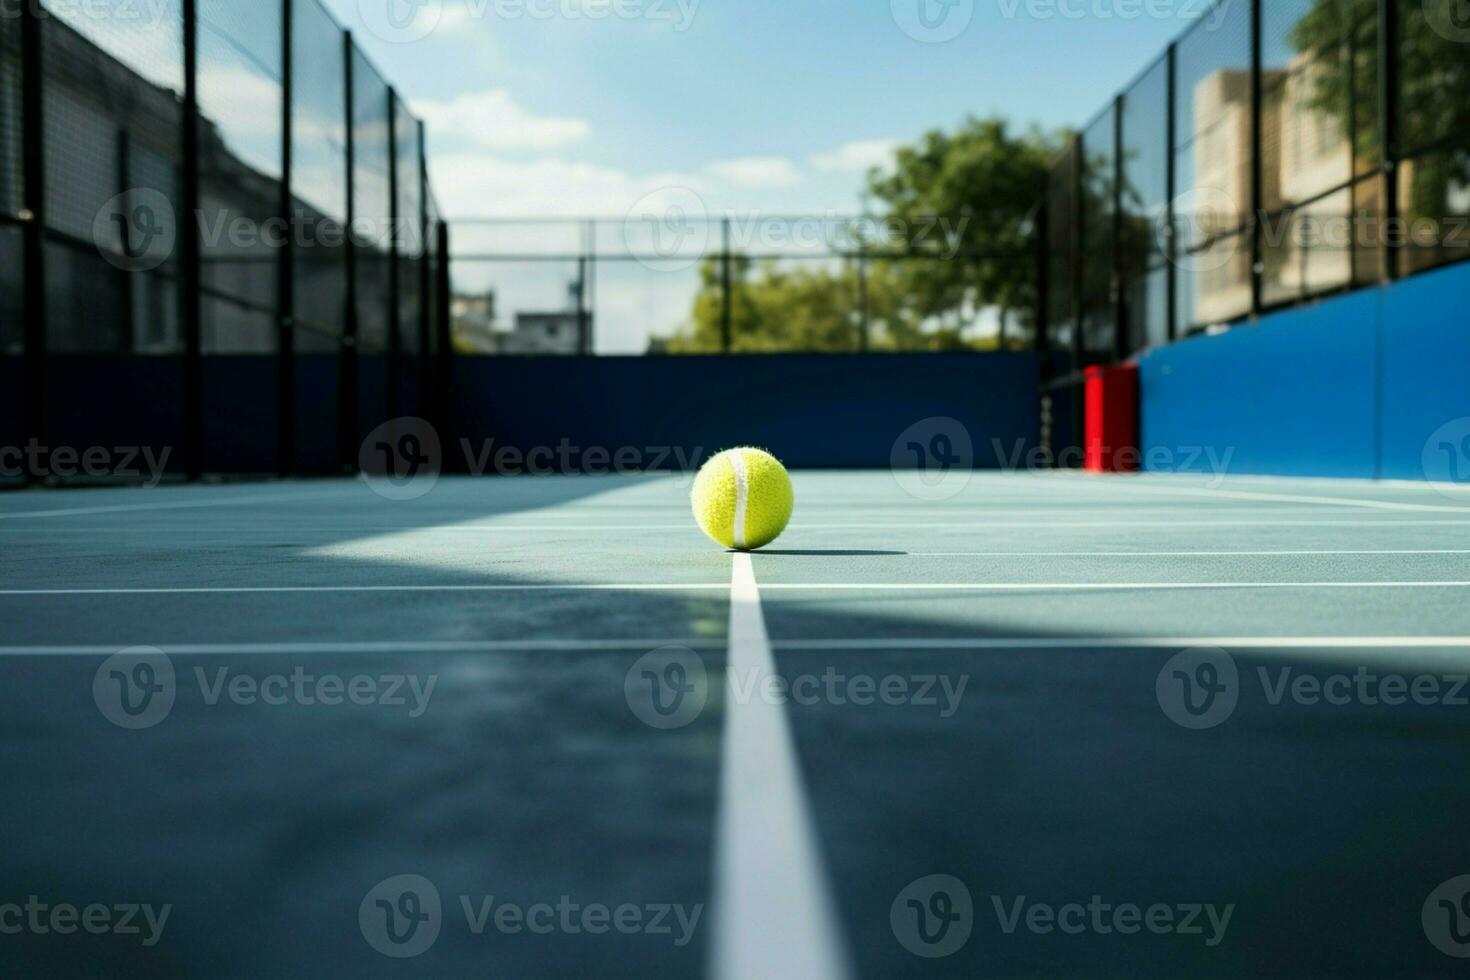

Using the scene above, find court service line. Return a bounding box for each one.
[907,550,1470,557]
[3,636,1470,656]
[711,553,851,980]
[6,519,1470,534]
[1039,474,1470,514]
[0,488,372,520]
[8,581,1470,597]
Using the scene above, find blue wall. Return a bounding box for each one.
[0,357,22,486]
[1139,261,1470,481]
[450,352,1042,470]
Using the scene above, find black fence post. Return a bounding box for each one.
[435,220,453,461]
[1112,94,1126,362]
[1035,190,1049,356]
[1249,0,1264,317]
[417,119,431,398]
[278,0,295,477]
[1378,0,1398,282]
[182,0,203,480]
[1071,134,1084,363]
[1165,42,1178,342]
[19,1,46,484]
[340,31,359,472]
[720,217,732,353]
[386,91,401,419]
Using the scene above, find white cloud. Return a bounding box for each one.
[809,139,899,176]
[412,89,590,152]
[428,151,709,218]
[703,156,802,189]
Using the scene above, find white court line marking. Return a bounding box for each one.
[6,519,1470,534]
[0,584,733,596]
[908,550,1470,557]
[1040,474,1470,514]
[711,553,850,980]
[0,488,370,520]
[3,636,1470,656]
[8,581,1470,597]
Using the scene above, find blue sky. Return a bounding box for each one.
[324,0,1211,218]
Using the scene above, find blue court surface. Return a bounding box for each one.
[2,471,1469,978]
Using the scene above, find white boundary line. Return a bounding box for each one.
[2,636,1469,656]
[904,550,1470,558]
[1039,473,1470,514]
[711,553,850,980]
[0,488,370,520]
[7,519,1470,534]
[7,581,1470,597]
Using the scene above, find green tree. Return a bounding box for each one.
[660,115,1061,353]
[865,116,1059,346]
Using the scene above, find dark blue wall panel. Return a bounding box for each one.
[1379,262,1470,482]
[357,353,390,455]
[1139,291,1382,479]
[43,356,188,481]
[294,355,340,475]
[202,356,278,475]
[450,353,1041,471]
[0,357,23,485]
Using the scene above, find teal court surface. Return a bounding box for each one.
[2,471,1470,978]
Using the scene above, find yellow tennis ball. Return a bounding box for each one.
[691,448,794,551]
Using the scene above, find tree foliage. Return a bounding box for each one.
[660,115,1062,353]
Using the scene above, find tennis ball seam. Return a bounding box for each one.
[730,449,750,550]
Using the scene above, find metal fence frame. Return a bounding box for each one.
[447,216,1036,355]
[8,0,451,483]
[1039,0,1470,367]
